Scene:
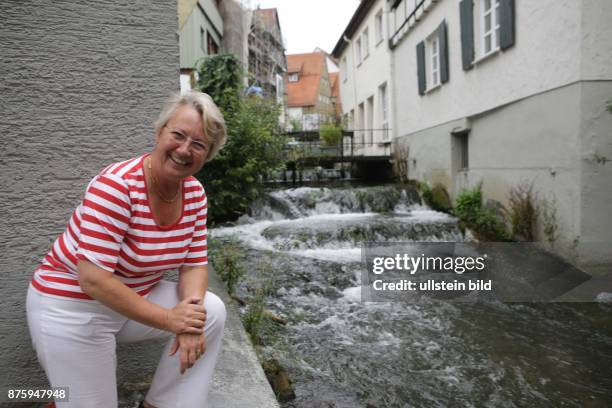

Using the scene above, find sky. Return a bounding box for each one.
[250,0,360,55]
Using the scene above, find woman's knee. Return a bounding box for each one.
[204,292,226,328]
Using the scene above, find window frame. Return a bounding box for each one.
[379,82,389,142]
[427,32,441,89]
[480,0,501,57]
[362,28,370,59]
[200,27,206,53]
[375,9,384,45]
[288,73,299,82]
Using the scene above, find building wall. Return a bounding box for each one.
[338,0,392,156]
[392,0,584,136]
[578,81,612,273]
[1,0,179,393]
[179,0,223,69]
[391,0,612,270]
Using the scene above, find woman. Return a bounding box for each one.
[27,91,227,407]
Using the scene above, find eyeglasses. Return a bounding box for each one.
[169,130,209,153]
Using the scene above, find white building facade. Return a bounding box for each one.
[390,0,612,272]
[333,0,393,157]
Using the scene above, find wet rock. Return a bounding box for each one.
[262,359,296,402]
[430,184,452,213]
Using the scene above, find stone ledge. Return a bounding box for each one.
[207,266,280,408]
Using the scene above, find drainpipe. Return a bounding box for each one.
[387,3,397,161]
[343,34,359,156]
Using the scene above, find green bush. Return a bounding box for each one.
[195,54,286,224]
[418,181,433,206]
[319,124,342,146]
[208,239,245,295]
[454,185,511,241]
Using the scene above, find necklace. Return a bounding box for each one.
[147,157,180,204]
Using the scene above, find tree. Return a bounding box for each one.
[195,54,286,224]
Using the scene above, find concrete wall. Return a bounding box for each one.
[338,0,392,156]
[394,82,579,256]
[0,0,179,396]
[578,81,612,273]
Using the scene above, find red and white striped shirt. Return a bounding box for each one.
[31,154,208,300]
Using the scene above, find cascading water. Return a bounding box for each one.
[212,185,612,407]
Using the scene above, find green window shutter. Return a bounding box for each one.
[416,41,426,95]
[439,20,449,83]
[459,0,474,70]
[499,0,515,50]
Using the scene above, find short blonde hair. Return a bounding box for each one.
[154,91,227,162]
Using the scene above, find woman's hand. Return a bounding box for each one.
[166,296,207,334]
[169,332,207,374]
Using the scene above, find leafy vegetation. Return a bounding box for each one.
[208,238,245,295]
[454,185,511,241]
[195,54,286,224]
[319,124,342,146]
[540,198,559,247]
[507,181,538,241]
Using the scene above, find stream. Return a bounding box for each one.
[212,184,612,407]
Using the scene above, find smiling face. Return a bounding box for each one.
[151,104,209,182]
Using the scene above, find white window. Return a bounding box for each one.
[427,33,440,88]
[379,83,389,141]
[375,10,384,44]
[362,28,369,58]
[356,37,362,64]
[288,73,299,82]
[481,0,501,56]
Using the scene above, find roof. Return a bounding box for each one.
[332,0,377,58]
[253,8,281,32]
[286,52,327,108]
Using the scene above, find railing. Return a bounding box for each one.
[389,0,427,49]
[283,128,392,162]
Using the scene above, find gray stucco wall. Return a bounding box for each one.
[578,81,612,274]
[1,0,179,399]
[394,82,611,271]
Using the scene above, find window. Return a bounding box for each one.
[460,0,514,69]
[481,0,501,55]
[427,34,440,88]
[375,10,384,44]
[379,83,389,141]
[416,21,448,95]
[366,96,374,145]
[362,28,369,58]
[453,133,469,170]
[200,28,206,52]
[356,37,362,64]
[207,31,219,55]
[288,73,299,82]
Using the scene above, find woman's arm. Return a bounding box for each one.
[172,264,210,374]
[178,264,208,302]
[78,259,206,334]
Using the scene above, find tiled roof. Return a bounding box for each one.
[286,52,327,107]
[253,8,280,32]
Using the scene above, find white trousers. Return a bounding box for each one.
[26,280,226,408]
